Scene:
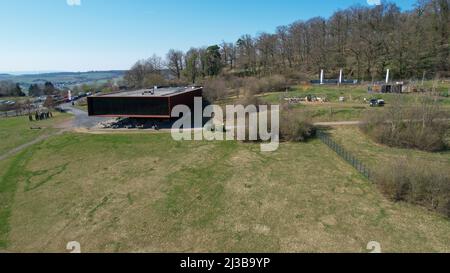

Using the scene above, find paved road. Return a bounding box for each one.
[313,121,363,127]
[60,103,109,129]
[313,118,450,127]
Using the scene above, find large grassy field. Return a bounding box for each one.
[0,113,71,156]
[0,84,449,253]
[1,132,449,252]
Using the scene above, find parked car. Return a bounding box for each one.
[369,99,378,107]
[369,99,385,107]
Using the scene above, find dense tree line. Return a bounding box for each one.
[125,0,449,88]
[0,80,61,98]
[28,81,58,97]
[0,80,25,97]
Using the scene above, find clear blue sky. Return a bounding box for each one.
[0,0,417,72]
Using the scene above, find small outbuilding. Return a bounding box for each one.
[368,83,403,94]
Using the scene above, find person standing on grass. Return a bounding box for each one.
[29,113,33,122]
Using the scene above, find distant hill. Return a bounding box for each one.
[0,70,126,88]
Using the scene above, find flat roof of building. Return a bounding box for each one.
[97,86,202,98]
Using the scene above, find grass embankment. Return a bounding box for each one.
[0,112,71,156]
[0,132,449,252]
[329,126,450,169]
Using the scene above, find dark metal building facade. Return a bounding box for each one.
[87,87,202,119]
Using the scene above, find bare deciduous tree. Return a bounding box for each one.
[166,49,184,80]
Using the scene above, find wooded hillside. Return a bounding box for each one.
[126,0,449,88]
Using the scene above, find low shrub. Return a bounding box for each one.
[242,75,288,95]
[280,107,316,142]
[262,75,288,93]
[203,78,228,103]
[233,104,315,144]
[237,93,263,109]
[375,159,450,217]
[361,94,449,152]
[203,74,288,103]
[282,70,310,84]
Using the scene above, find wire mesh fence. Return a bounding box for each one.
[317,131,373,181]
[0,110,29,118]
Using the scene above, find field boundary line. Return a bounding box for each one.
[317,131,373,182]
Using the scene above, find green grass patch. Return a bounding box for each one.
[0,112,71,155]
[157,141,237,232]
[261,85,369,104]
[0,152,29,248]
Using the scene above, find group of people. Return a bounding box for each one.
[29,109,53,121]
